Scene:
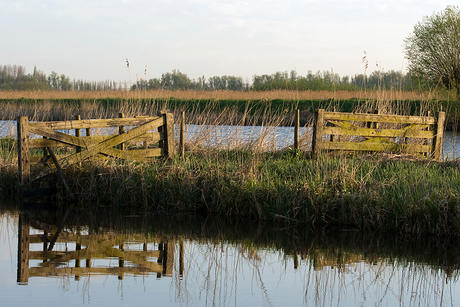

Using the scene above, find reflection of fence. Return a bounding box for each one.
[312,109,446,160]
[17,113,175,185]
[17,214,183,284]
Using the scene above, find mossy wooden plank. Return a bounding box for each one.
[101,148,164,160]
[326,119,361,130]
[29,126,95,148]
[30,154,106,164]
[323,125,434,138]
[29,116,162,130]
[28,132,164,148]
[324,112,436,125]
[322,141,432,153]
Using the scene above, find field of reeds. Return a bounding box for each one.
[0,89,434,100]
[1,90,460,236]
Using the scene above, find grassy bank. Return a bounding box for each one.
[3,149,460,236]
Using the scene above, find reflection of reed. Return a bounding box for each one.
[171,240,275,307]
[301,258,455,306]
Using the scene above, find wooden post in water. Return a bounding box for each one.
[17,116,30,186]
[433,111,446,161]
[118,113,125,151]
[180,111,185,157]
[294,109,300,150]
[312,109,325,157]
[75,115,81,166]
[17,214,30,284]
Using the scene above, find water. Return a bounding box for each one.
[1,205,460,306]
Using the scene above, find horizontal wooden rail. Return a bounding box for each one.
[29,116,161,130]
[323,112,437,125]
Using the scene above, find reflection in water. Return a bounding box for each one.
[2,206,460,306]
[17,213,182,285]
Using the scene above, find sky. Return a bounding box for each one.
[0,0,457,84]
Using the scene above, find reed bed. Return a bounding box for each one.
[0,89,433,101]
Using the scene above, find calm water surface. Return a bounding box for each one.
[1,203,460,307]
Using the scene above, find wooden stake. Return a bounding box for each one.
[17,116,30,186]
[294,109,299,150]
[312,109,325,157]
[164,113,175,158]
[433,111,445,161]
[75,115,81,166]
[180,111,185,157]
[118,113,125,151]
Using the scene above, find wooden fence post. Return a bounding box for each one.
[294,109,299,150]
[164,113,175,158]
[312,109,324,157]
[75,115,81,166]
[17,116,30,186]
[180,111,185,157]
[433,111,445,161]
[118,113,125,151]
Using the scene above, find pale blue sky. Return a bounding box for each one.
[0,0,456,83]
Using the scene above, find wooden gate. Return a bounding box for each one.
[312,109,445,160]
[17,113,175,185]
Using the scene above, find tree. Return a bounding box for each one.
[404,5,460,95]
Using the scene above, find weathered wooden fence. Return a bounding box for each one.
[312,109,446,160]
[17,113,175,186]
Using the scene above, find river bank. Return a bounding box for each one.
[3,149,460,236]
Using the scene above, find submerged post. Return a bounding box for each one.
[294,109,300,150]
[312,109,325,157]
[433,111,446,161]
[17,116,30,186]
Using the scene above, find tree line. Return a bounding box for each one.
[1,64,420,92]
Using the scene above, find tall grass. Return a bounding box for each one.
[0,89,433,100]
